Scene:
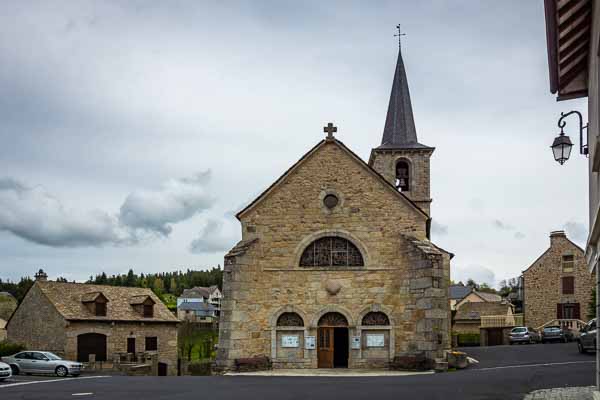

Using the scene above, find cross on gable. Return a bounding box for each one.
[323,122,337,139]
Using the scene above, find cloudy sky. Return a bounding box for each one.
[0,1,589,286]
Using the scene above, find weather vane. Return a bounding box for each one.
[394,24,406,49]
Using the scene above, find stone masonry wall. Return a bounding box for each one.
[217,140,450,369]
[7,283,67,354]
[369,148,433,215]
[65,321,178,376]
[523,232,592,329]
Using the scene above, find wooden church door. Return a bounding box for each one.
[317,327,334,368]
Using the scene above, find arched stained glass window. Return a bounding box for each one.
[299,237,364,267]
[276,312,304,327]
[361,311,390,326]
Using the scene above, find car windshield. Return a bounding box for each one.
[43,352,62,360]
[544,327,560,332]
[512,327,527,333]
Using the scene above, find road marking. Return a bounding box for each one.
[0,376,110,388]
[475,361,595,371]
[72,393,94,396]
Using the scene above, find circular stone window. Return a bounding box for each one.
[323,194,339,209]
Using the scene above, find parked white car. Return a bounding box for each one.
[0,361,12,381]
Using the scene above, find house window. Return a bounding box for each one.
[95,301,107,317]
[562,276,575,295]
[299,237,364,267]
[143,304,154,318]
[145,337,158,351]
[562,255,574,273]
[557,303,580,319]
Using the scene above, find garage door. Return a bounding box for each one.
[77,333,107,362]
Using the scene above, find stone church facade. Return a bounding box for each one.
[217,45,452,369]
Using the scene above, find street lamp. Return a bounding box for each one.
[551,110,589,165]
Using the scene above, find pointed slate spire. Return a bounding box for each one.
[378,39,431,150]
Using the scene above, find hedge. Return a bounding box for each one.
[456,333,480,347]
[0,341,25,358]
[188,360,212,376]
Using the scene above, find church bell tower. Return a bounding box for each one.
[368,32,434,216]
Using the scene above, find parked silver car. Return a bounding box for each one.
[578,318,597,353]
[509,326,541,344]
[0,361,12,381]
[2,351,82,377]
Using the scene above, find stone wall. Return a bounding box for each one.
[65,321,178,376]
[217,140,450,369]
[523,231,593,329]
[369,148,433,215]
[7,284,67,353]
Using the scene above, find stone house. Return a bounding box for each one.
[455,290,502,310]
[7,271,179,375]
[449,284,473,311]
[177,286,221,316]
[217,44,452,370]
[523,231,592,330]
[177,301,218,323]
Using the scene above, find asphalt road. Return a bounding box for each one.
[0,343,595,400]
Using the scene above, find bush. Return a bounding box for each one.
[188,360,212,376]
[0,341,25,358]
[456,333,480,347]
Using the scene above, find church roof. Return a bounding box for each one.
[236,138,429,221]
[376,47,432,150]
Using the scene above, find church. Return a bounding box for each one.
[217,42,452,370]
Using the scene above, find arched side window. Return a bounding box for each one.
[276,312,304,327]
[395,160,410,192]
[361,311,390,326]
[299,237,364,267]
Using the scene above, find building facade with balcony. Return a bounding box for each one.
[522,231,591,331]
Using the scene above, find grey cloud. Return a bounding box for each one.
[0,178,123,247]
[564,221,587,245]
[430,220,448,236]
[0,172,214,247]
[452,265,496,287]
[189,219,237,254]
[119,171,214,236]
[493,219,514,231]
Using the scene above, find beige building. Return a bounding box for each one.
[217,45,452,370]
[0,318,7,341]
[7,270,179,375]
[522,231,592,330]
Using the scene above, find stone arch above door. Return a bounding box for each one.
[310,306,355,328]
[357,304,395,327]
[270,305,308,327]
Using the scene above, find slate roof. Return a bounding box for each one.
[449,284,473,300]
[180,285,220,299]
[35,281,178,323]
[455,302,513,321]
[377,47,432,150]
[475,291,502,303]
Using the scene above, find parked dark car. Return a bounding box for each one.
[541,326,575,343]
[509,326,541,344]
[578,318,597,353]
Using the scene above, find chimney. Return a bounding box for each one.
[550,230,567,246]
[34,269,48,281]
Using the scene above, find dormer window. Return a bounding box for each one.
[395,160,410,192]
[143,304,153,318]
[130,295,155,318]
[81,292,109,317]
